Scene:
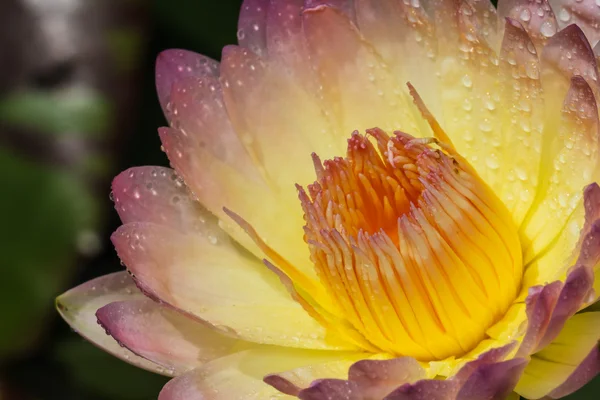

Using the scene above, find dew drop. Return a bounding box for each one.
[237,29,246,41]
[540,21,557,38]
[558,8,571,22]
[519,8,531,22]
[461,74,473,88]
[485,156,500,169]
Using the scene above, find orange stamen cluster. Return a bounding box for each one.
[298,129,522,360]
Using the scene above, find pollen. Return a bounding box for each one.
[298,128,523,360]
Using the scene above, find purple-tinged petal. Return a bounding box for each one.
[112,222,342,350]
[547,345,600,398]
[541,24,599,94]
[497,0,558,48]
[536,265,594,350]
[56,272,168,375]
[384,380,459,400]
[155,49,219,111]
[454,342,519,382]
[517,281,562,356]
[237,0,269,57]
[550,0,600,46]
[298,379,359,400]
[583,183,600,227]
[159,349,358,400]
[112,166,206,233]
[516,312,600,398]
[165,76,258,174]
[455,358,528,400]
[304,0,357,23]
[348,357,426,399]
[96,299,247,375]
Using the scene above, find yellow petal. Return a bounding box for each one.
[515,311,600,398]
[112,222,351,350]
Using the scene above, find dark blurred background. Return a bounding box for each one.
[0,0,597,399]
[0,0,241,398]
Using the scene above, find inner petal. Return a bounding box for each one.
[298,129,523,360]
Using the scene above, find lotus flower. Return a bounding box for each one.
[57,0,600,398]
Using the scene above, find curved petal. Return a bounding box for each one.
[515,311,600,398]
[521,75,599,283]
[302,4,421,137]
[56,272,169,376]
[547,345,600,398]
[237,0,269,57]
[96,299,252,375]
[454,358,527,400]
[550,0,600,46]
[158,348,360,400]
[155,49,220,111]
[112,221,352,350]
[497,0,558,48]
[496,18,545,226]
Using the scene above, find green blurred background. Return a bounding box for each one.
[0,0,597,399]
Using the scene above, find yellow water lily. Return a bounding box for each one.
[58,0,600,399]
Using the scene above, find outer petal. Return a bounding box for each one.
[112,222,350,350]
[454,358,528,400]
[158,348,360,400]
[301,4,421,138]
[496,18,544,226]
[515,312,600,398]
[521,74,599,285]
[96,299,250,375]
[550,0,600,46]
[237,0,269,57]
[547,345,600,398]
[56,272,168,375]
[497,0,558,48]
[155,49,219,111]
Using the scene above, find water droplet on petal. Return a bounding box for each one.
[558,8,571,22]
[520,8,531,22]
[540,21,556,38]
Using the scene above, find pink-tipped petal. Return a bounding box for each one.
[155,49,219,111]
[497,0,558,48]
[265,0,312,84]
[165,76,258,174]
[550,0,600,46]
[542,24,599,93]
[112,166,206,232]
[302,4,420,137]
[353,0,441,118]
[348,357,426,399]
[455,358,528,400]
[56,272,168,375]
[547,345,600,398]
[237,0,270,56]
[96,299,248,375]
[112,222,345,350]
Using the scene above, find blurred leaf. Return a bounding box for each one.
[0,148,99,357]
[0,88,111,136]
[108,29,145,73]
[55,338,168,400]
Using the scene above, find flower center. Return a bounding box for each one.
[298,128,523,360]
